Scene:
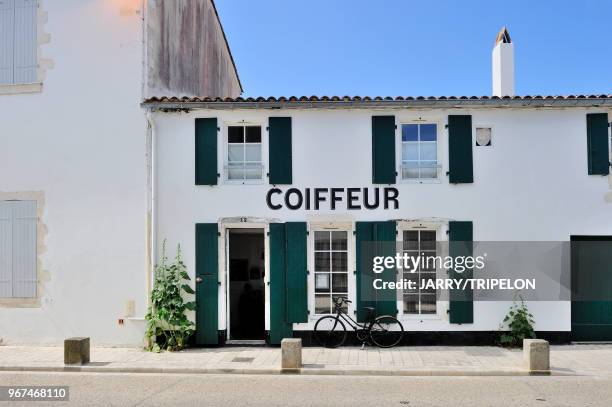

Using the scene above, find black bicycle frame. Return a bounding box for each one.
[330,306,373,332]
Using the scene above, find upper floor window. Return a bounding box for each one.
[0,0,38,85]
[226,125,263,182]
[401,123,438,180]
[402,230,437,315]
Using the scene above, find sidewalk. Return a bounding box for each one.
[1,344,612,376]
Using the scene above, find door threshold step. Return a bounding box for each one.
[225,340,267,346]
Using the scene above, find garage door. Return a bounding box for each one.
[571,236,612,341]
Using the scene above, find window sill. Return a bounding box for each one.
[399,178,441,184]
[0,82,43,96]
[0,297,41,308]
[223,179,266,185]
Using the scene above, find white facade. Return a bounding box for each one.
[150,106,612,335]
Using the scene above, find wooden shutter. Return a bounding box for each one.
[448,115,474,183]
[195,223,219,345]
[448,221,473,324]
[372,116,396,184]
[0,0,15,84]
[285,222,308,323]
[269,223,293,344]
[195,118,218,185]
[356,221,397,322]
[586,113,610,175]
[13,0,37,84]
[268,117,293,184]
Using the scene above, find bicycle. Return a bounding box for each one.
[313,297,404,348]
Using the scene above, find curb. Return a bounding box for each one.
[0,365,562,377]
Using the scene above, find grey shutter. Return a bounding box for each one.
[0,202,12,297]
[0,201,37,298]
[0,0,15,84]
[13,0,37,84]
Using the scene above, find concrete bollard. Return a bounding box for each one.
[523,339,550,374]
[281,338,302,372]
[64,337,90,365]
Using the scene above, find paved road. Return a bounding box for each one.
[1,371,611,407]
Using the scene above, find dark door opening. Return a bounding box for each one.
[228,229,265,340]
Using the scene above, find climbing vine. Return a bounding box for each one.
[145,241,196,352]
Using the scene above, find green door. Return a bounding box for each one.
[195,223,219,345]
[571,236,612,341]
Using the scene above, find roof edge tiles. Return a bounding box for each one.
[142,95,612,110]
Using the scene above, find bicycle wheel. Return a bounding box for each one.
[369,315,404,348]
[313,316,347,348]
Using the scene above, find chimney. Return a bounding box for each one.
[492,27,515,97]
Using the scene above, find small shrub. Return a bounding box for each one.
[145,241,196,352]
[499,295,536,348]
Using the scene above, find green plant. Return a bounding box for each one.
[499,295,536,347]
[145,241,196,352]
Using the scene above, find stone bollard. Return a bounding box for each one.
[64,337,90,365]
[281,338,302,372]
[523,339,550,374]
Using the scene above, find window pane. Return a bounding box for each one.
[315,252,330,271]
[420,295,437,314]
[228,126,244,143]
[332,274,347,292]
[245,126,261,143]
[331,252,347,272]
[403,295,418,314]
[314,231,330,250]
[419,124,437,141]
[403,273,419,293]
[332,295,348,313]
[420,274,436,293]
[402,161,419,179]
[420,231,436,250]
[419,142,437,161]
[419,161,437,179]
[402,142,418,161]
[402,124,418,142]
[228,145,244,162]
[244,144,261,161]
[315,295,331,314]
[227,164,244,180]
[420,253,437,271]
[403,231,418,250]
[331,231,347,250]
[244,163,262,180]
[315,273,330,293]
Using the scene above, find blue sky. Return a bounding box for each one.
[215,0,611,97]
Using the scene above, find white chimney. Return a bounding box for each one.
[492,27,515,97]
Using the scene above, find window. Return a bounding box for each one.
[226,125,263,182]
[0,200,37,298]
[475,127,492,146]
[401,123,438,180]
[402,230,437,315]
[0,0,38,85]
[314,230,348,314]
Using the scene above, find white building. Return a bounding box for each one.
[1,2,611,346]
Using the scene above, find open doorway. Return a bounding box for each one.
[228,229,265,340]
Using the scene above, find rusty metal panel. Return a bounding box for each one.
[147,0,242,98]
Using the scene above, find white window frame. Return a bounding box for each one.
[396,221,446,320]
[308,222,355,318]
[222,121,267,185]
[397,121,442,184]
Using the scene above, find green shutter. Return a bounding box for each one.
[195,223,219,345]
[448,115,473,184]
[586,113,610,175]
[286,222,308,323]
[356,221,397,322]
[448,221,473,324]
[195,118,218,185]
[269,117,293,184]
[269,223,293,344]
[372,116,396,184]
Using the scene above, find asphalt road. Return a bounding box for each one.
[1,371,611,407]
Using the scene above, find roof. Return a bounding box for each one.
[142,95,612,110]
